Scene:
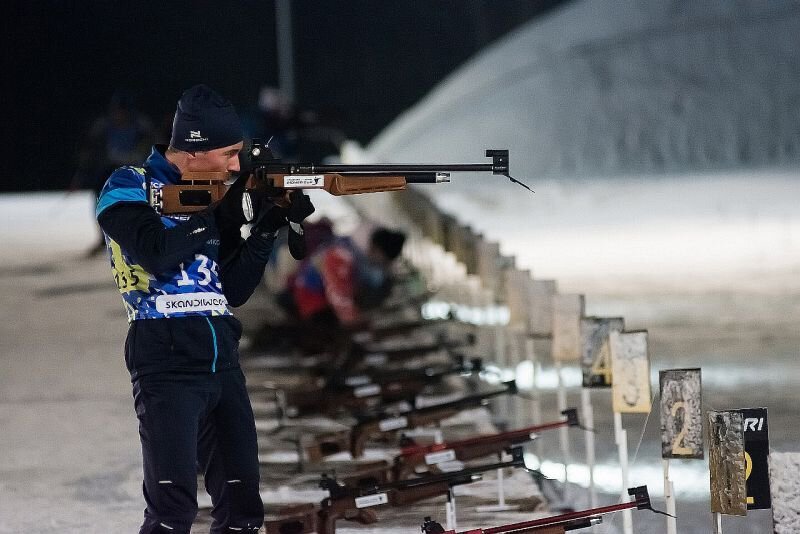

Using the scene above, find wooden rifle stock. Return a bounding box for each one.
[290,174,409,196]
[305,431,352,463]
[152,172,416,215]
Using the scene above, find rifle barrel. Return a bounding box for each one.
[388,449,524,491]
[401,418,568,457]
[357,381,517,425]
[332,447,525,496]
[292,164,496,174]
[482,494,648,534]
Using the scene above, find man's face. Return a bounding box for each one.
[187,142,243,173]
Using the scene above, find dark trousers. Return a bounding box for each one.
[132,369,264,533]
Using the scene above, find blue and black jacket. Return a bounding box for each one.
[97,145,275,380]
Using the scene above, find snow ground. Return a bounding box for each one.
[0,191,798,533]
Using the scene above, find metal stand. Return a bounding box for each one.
[525,338,543,460]
[494,323,515,424]
[475,464,520,512]
[614,412,633,534]
[445,489,458,530]
[581,388,597,508]
[555,361,571,484]
[663,459,678,534]
[713,512,723,534]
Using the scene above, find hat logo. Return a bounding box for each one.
[190,131,202,138]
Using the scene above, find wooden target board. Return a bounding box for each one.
[504,269,532,331]
[580,316,624,388]
[609,330,651,413]
[551,294,585,362]
[708,410,747,516]
[659,368,703,459]
[529,280,556,337]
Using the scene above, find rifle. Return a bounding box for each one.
[259,357,484,419]
[393,409,579,480]
[256,459,393,488]
[151,142,517,215]
[304,380,518,461]
[265,447,528,534]
[346,336,473,366]
[351,317,475,348]
[420,486,653,534]
[241,329,473,377]
[332,356,482,388]
[353,380,517,459]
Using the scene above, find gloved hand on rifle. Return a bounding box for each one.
[212,171,262,228]
[286,190,315,259]
[251,190,316,259]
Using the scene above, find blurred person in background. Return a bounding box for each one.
[267,225,405,355]
[95,84,314,533]
[243,85,347,164]
[72,90,155,256]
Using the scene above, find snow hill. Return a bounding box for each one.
[346,0,800,292]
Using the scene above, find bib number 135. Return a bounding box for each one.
[177,255,221,288]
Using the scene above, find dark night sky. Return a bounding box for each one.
[4,1,567,192]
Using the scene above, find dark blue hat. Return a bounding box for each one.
[170,84,242,151]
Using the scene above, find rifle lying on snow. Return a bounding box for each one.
[259,357,484,419]
[305,381,518,461]
[353,317,466,342]
[242,327,474,377]
[257,458,394,487]
[420,486,653,534]
[265,447,528,534]
[393,408,579,480]
[346,335,474,366]
[329,355,482,389]
[198,460,392,493]
[150,141,520,215]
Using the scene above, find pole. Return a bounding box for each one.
[663,459,678,534]
[614,412,633,534]
[525,338,543,460]
[508,329,523,427]
[475,458,520,512]
[275,0,295,103]
[555,361,571,485]
[581,388,597,508]
[446,489,457,531]
[713,512,723,534]
[493,300,508,426]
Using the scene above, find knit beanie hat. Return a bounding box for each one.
[370,228,406,261]
[170,84,242,151]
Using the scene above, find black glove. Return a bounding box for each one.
[251,201,289,239]
[214,172,260,228]
[286,191,316,260]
